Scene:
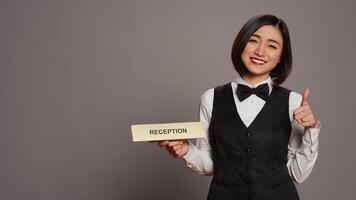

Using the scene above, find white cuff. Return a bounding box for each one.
[182,140,197,168]
[302,121,321,153]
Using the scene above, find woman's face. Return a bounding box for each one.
[241,25,283,79]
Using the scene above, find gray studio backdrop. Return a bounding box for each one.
[1,0,355,199]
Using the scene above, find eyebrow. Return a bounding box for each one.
[251,34,281,46]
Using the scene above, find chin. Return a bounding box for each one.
[246,67,269,75]
[246,65,275,75]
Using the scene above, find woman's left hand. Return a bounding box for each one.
[293,88,320,128]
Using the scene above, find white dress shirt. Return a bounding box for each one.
[182,76,320,183]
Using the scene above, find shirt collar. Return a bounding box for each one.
[234,75,274,96]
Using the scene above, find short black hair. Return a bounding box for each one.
[231,14,292,85]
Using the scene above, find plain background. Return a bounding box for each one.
[1,0,355,199]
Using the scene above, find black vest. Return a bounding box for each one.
[207,83,300,200]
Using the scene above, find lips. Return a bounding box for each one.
[250,57,267,65]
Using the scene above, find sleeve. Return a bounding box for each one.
[286,91,321,183]
[181,88,214,176]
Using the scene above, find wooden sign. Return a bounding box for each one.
[131,121,204,142]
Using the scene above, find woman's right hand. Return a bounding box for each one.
[153,140,190,158]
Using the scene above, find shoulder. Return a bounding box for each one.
[273,85,292,95]
[200,82,232,108]
[274,86,303,120]
[200,87,214,107]
[273,85,302,110]
[289,90,302,109]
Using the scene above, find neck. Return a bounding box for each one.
[242,73,270,86]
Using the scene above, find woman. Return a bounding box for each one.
[156,14,320,199]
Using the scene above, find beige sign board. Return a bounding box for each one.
[131,121,205,142]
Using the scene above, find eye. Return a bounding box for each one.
[268,45,277,49]
[248,39,257,43]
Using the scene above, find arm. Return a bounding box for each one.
[181,89,214,176]
[287,91,320,183]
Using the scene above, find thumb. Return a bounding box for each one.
[301,88,310,106]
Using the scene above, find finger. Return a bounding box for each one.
[158,141,168,148]
[158,141,170,148]
[294,110,311,121]
[295,114,308,124]
[302,120,315,127]
[169,149,179,158]
[177,148,187,158]
[301,88,310,106]
[172,144,182,151]
[302,114,314,122]
[294,103,312,115]
[301,115,313,122]
[295,116,305,124]
[167,141,184,147]
[294,111,306,120]
[167,146,174,154]
[166,144,175,151]
[293,106,306,115]
[176,148,182,156]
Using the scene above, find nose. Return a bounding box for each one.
[254,44,265,57]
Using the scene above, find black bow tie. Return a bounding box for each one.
[236,83,270,102]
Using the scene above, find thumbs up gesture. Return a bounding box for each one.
[293,88,320,128]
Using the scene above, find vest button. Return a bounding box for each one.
[245,147,252,153]
[245,131,251,136]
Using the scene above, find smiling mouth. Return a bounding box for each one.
[250,57,267,65]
